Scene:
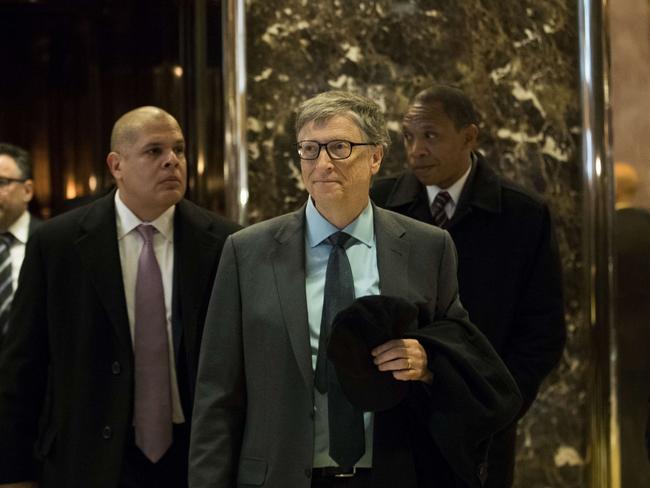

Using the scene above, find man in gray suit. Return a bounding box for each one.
[189,91,521,488]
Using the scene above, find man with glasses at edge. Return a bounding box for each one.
[0,143,40,340]
[190,90,522,488]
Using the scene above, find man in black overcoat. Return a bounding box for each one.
[371,85,566,487]
[0,107,240,488]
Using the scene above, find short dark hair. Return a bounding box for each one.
[411,85,479,129]
[0,143,33,179]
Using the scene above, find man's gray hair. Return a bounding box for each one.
[295,91,390,152]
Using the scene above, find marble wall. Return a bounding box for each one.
[245,0,586,486]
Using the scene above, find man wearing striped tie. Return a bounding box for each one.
[371,84,566,488]
[0,143,40,340]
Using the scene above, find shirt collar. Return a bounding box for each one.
[7,210,30,244]
[114,190,175,241]
[305,198,375,249]
[425,154,474,207]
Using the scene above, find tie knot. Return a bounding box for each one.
[0,232,14,249]
[136,224,157,244]
[327,232,352,249]
[433,191,451,206]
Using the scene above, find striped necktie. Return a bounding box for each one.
[0,233,14,336]
[430,191,451,228]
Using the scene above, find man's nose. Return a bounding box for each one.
[313,147,335,169]
[409,138,428,157]
[163,150,180,168]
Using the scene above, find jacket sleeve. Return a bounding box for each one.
[0,230,49,483]
[189,236,246,488]
[502,205,566,415]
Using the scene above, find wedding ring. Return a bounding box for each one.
[407,358,412,370]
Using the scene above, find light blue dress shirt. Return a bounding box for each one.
[304,197,380,468]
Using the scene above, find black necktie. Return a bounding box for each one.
[313,232,365,468]
[430,191,451,228]
[0,233,14,337]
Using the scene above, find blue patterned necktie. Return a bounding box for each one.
[314,232,365,468]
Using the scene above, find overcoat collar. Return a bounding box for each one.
[73,190,218,360]
[383,153,503,229]
[74,190,131,353]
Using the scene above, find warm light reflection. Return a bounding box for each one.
[239,188,249,207]
[65,177,77,199]
[197,154,205,176]
[173,65,183,78]
[88,174,97,192]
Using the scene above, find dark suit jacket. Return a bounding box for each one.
[0,190,240,487]
[189,203,522,488]
[370,154,566,486]
[28,212,42,236]
[613,207,650,471]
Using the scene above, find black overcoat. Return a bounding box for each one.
[0,190,240,487]
[371,154,566,486]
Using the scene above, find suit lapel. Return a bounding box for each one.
[384,172,433,225]
[374,206,410,299]
[271,208,313,388]
[74,191,131,352]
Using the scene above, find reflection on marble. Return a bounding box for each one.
[246,0,584,485]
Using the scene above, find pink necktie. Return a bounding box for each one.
[134,224,172,463]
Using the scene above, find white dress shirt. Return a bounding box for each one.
[425,156,473,219]
[114,191,185,423]
[7,210,31,292]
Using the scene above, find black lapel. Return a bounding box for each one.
[448,153,501,229]
[74,191,131,353]
[384,172,434,225]
[271,208,312,389]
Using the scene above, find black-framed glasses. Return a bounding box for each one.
[0,176,27,188]
[296,140,377,161]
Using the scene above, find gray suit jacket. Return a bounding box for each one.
[189,204,521,488]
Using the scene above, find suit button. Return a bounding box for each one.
[304,468,312,478]
[477,462,488,483]
[111,361,121,375]
[102,426,112,439]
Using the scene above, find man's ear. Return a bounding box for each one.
[370,145,384,176]
[463,124,479,149]
[106,152,121,181]
[22,179,34,203]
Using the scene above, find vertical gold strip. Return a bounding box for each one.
[222,0,249,225]
[578,0,620,486]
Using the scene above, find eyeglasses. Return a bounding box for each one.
[296,140,377,160]
[0,177,27,188]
